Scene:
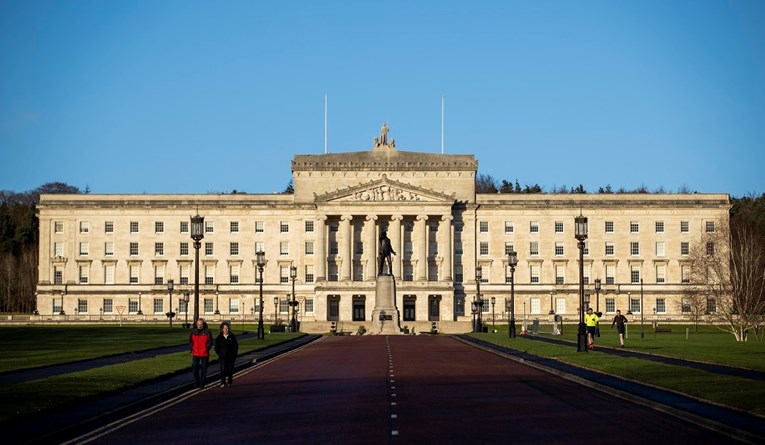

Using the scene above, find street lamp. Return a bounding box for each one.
[594,278,602,337]
[490,296,496,333]
[289,265,299,332]
[190,213,205,322]
[256,250,266,339]
[182,291,190,328]
[214,286,220,315]
[508,250,518,338]
[475,266,483,333]
[549,291,555,315]
[166,279,175,328]
[137,292,143,315]
[471,299,478,333]
[640,278,645,339]
[575,211,588,352]
[273,296,279,325]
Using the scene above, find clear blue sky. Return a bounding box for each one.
[1,0,763,196]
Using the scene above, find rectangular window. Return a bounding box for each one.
[355,241,364,255]
[230,221,239,233]
[305,241,314,255]
[305,220,314,232]
[77,299,88,314]
[479,242,489,256]
[681,242,690,256]
[479,265,489,284]
[229,298,240,313]
[655,221,664,233]
[707,298,717,314]
[54,221,64,233]
[530,298,541,314]
[128,299,138,314]
[205,266,214,285]
[583,242,589,256]
[204,298,214,314]
[329,242,339,255]
[555,265,565,285]
[280,241,289,256]
[583,264,590,285]
[605,242,615,256]
[328,263,339,281]
[104,264,115,284]
[630,221,639,233]
[129,265,139,284]
[504,221,514,233]
[404,222,413,232]
[404,241,413,255]
[280,265,289,284]
[79,265,89,284]
[554,242,564,256]
[104,242,114,256]
[80,221,89,233]
[180,265,189,285]
[153,298,163,314]
[530,221,539,233]
[130,242,139,256]
[630,266,640,284]
[205,221,214,233]
[605,264,615,285]
[680,221,689,233]
[706,221,715,233]
[180,242,189,256]
[155,221,164,233]
[630,298,641,314]
[52,297,63,313]
[656,298,666,314]
[79,242,89,256]
[180,221,189,233]
[454,241,463,255]
[656,242,665,256]
[455,223,463,233]
[255,241,264,254]
[305,265,315,283]
[656,265,666,284]
[555,298,566,315]
[681,265,690,283]
[455,266,463,284]
[530,241,539,256]
[605,221,614,233]
[130,221,139,233]
[630,242,640,256]
[305,298,314,313]
[706,242,715,256]
[54,242,64,257]
[504,242,514,256]
[403,263,414,281]
[605,298,615,313]
[103,298,113,313]
[330,224,339,233]
[205,242,213,256]
[554,221,564,233]
[230,264,240,284]
[479,221,489,233]
[155,242,164,256]
[255,221,264,233]
[154,266,164,285]
[105,221,114,233]
[53,266,63,284]
[280,221,289,233]
[530,265,540,284]
[230,242,239,256]
[682,298,691,313]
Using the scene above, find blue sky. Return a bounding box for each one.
[1,0,763,196]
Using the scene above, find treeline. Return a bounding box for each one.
[0,182,80,313]
[475,173,696,195]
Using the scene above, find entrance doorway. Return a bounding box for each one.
[352,295,366,321]
[403,295,416,321]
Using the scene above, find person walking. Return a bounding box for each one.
[584,308,600,350]
[611,310,629,347]
[215,321,239,387]
[190,318,213,388]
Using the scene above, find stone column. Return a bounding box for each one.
[315,215,327,281]
[440,215,453,280]
[389,215,403,279]
[416,215,429,281]
[365,215,377,280]
[340,215,353,281]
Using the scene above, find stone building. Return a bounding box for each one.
[35,126,730,333]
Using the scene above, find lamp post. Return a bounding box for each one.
[190,213,204,322]
[575,211,588,352]
[475,266,483,333]
[594,278,602,337]
[256,250,266,339]
[214,286,220,315]
[640,278,645,339]
[471,300,478,333]
[182,291,190,328]
[137,292,143,315]
[289,265,298,332]
[166,280,175,328]
[508,250,518,338]
[273,297,279,325]
[490,296,496,333]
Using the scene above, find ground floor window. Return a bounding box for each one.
[530,298,541,315]
[352,295,365,321]
[229,298,239,313]
[328,295,340,319]
[630,298,641,314]
[128,298,139,314]
[428,295,440,321]
[656,298,666,314]
[204,298,214,314]
[154,298,163,314]
[53,297,63,314]
[455,295,465,317]
[77,299,88,314]
[707,298,716,314]
[304,298,314,313]
[403,295,416,321]
[103,298,113,313]
[555,297,566,315]
[605,297,615,314]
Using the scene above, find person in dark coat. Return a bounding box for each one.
[611,310,629,347]
[215,321,239,387]
[190,318,213,388]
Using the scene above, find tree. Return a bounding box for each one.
[475,174,498,193]
[283,179,294,194]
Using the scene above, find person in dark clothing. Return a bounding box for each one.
[611,310,628,347]
[190,318,213,388]
[215,321,239,387]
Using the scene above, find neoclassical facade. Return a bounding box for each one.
[35,129,730,333]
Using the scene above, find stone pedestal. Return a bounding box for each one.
[371,275,401,335]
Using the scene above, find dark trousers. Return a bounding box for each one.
[219,357,235,384]
[192,356,209,387]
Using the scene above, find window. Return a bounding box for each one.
[630,221,639,233]
[130,221,139,233]
[656,298,666,313]
[205,221,214,233]
[605,221,614,233]
[707,298,717,314]
[479,221,489,233]
[230,221,239,233]
[54,242,64,257]
[455,265,463,283]
[80,221,89,233]
[352,297,365,321]
[305,265,315,283]
[205,242,213,256]
[305,298,314,313]
[154,267,164,285]
[130,242,139,256]
[554,221,564,233]
[105,221,114,233]
[479,265,489,283]
[155,221,164,233]
[280,265,290,284]
[403,263,414,281]
[328,263,339,282]
[230,242,239,256]
[180,221,189,233]
[455,223,463,233]
[103,298,113,313]
[706,221,715,233]
[128,299,138,314]
[555,298,566,315]
[681,265,690,284]
[104,264,115,284]
[681,242,690,256]
[530,241,539,256]
[255,221,264,233]
[404,241,413,255]
[180,265,189,285]
[153,298,164,314]
[329,242,339,255]
[79,265,89,284]
[504,221,514,233]
[479,242,489,256]
[630,298,641,314]
[554,242,564,256]
[405,222,413,232]
[655,221,664,233]
[53,266,63,285]
[454,241,463,255]
[681,298,691,313]
[680,221,689,233]
[205,266,214,285]
[330,224,339,233]
[204,298,214,314]
[605,264,615,285]
[530,298,541,314]
[305,220,314,232]
[129,265,139,284]
[155,242,164,256]
[530,221,539,233]
[706,242,715,256]
[630,242,640,256]
[180,242,189,256]
[230,264,240,284]
[583,242,589,256]
[305,241,314,255]
[530,265,540,284]
[52,297,63,313]
[77,299,88,314]
[504,242,514,256]
[605,298,615,313]
[656,265,666,284]
[583,264,590,284]
[630,266,640,284]
[255,241,264,254]
[355,241,364,255]
[280,241,289,256]
[555,265,565,285]
[104,242,114,256]
[280,221,289,233]
[54,221,64,233]
[79,242,89,256]
[229,298,240,313]
[656,242,665,256]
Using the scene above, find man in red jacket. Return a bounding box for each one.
[190,318,213,388]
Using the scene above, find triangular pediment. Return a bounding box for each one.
[314,175,456,203]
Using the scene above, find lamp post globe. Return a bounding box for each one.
[190,214,205,323]
[575,212,589,352]
[256,250,266,339]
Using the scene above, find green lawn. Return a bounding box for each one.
[474,325,765,415]
[0,325,301,422]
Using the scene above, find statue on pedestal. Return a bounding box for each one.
[378,231,396,276]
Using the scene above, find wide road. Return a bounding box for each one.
[82,336,736,445]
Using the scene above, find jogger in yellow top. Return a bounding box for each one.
[584,308,600,350]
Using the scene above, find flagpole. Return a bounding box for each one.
[324,94,328,154]
[441,96,444,154]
